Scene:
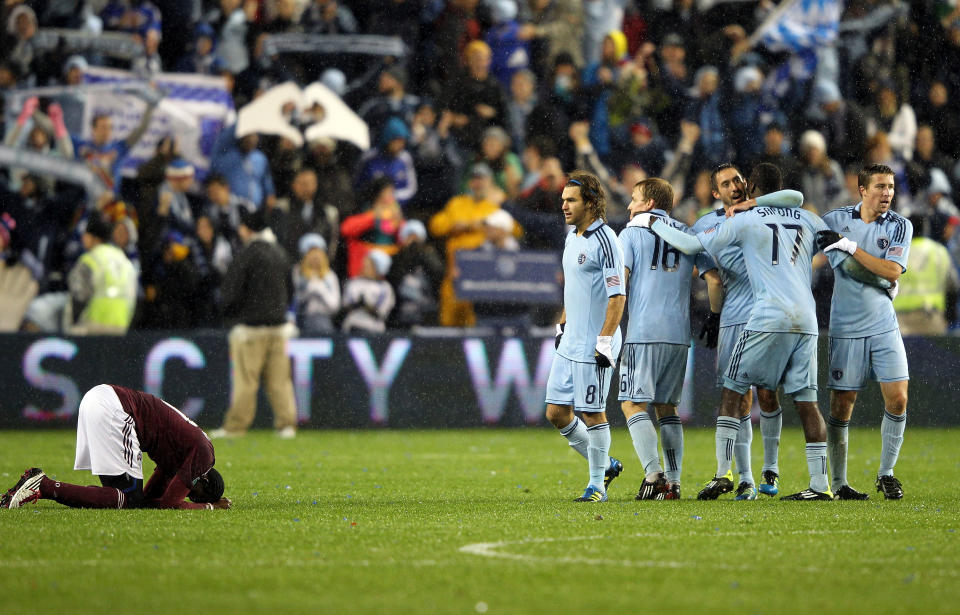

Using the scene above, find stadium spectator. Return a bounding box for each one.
[64,214,138,335]
[142,230,200,329]
[484,0,531,89]
[798,129,845,214]
[340,177,404,278]
[441,40,509,152]
[505,68,537,153]
[211,209,298,439]
[430,163,507,327]
[511,155,567,250]
[357,66,420,146]
[73,92,162,191]
[204,172,256,252]
[0,384,228,510]
[386,220,445,329]
[758,123,802,190]
[355,117,418,209]
[810,79,868,169]
[175,22,224,75]
[209,126,276,209]
[293,233,340,335]
[867,80,917,162]
[207,0,251,74]
[894,217,959,336]
[0,212,38,331]
[301,0,358,34]
[4,98,74,193]
[277,168,339,264]
[5,3,37,82]
[466,126,523,200]
[341,250,394,333]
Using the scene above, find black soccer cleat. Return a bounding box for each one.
[834,484,869,500]
[604,457,624,490]
[635,472,667,500]
[696,471,734,500]
[662,483,681,500]
[1,467,45,509]
[781,488,833,501]
[876,475,904,500]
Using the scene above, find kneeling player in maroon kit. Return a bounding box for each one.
[2,384,230,510]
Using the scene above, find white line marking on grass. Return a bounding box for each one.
[458,528,928,571]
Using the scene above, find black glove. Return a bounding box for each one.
[699,311,720,349]
[815,230,842,251]
[554,323,564,349]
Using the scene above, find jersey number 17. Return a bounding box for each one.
[765,223,803,266]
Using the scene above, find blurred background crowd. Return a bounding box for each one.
[0,0,958,336]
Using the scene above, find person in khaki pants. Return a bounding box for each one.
[211,209,298,439]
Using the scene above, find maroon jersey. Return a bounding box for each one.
[110,385,215,489]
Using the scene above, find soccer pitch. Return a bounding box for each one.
[1,427,957,615]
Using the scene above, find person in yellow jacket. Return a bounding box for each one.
[66,214,137,334]
[894,219,960,335]
[429,162,516,327]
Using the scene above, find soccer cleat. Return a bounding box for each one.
[876,475,904,500]
[697,471,734,500]
[574,485,608,502]
[1,467,45,509]
[834,485,869,500]
[758,470,780,496]
[635,472,667,500]
[734,482,758,501]
[780,488,833,501]
[604,457,623,490]
[662,483,681,500]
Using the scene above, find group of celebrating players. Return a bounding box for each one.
[2,161,911,510]
[547,163,910,503]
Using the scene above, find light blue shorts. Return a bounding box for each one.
[723,330,819,402]
[828,329,909,390]
[618,342,688,405]
[546,353,615,413]
[716,323,746,387]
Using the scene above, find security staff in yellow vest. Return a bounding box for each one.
[894,215,959,336]
[65,214,137,334]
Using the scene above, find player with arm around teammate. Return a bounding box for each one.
[817,164,912,500]
[690,164,802,500]
[546,170,627,503]
[636,163,845,500]
[617,178,715,500]
[2,384,230,510]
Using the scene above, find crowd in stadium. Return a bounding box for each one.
[1,0,959,335]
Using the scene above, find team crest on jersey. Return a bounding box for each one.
[832,369,843,380]
[578,253,586,265]
[877,237,890,250]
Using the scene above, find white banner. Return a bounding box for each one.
[80,67,235,180]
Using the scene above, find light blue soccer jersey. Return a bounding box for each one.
[691,208,752,328]
[557,219,625,361]
[823,203,912,338]
[620,209,712,344]
[697,206,842,334]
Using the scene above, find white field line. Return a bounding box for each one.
[458,529,960,575]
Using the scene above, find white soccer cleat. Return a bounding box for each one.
[1,468,45,508]
[276,426,296,439]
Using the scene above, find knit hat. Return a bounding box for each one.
[366,250,392,277]
[380,116,410,146]
[399,219,427,242]
[484,209,514,232]
[164,230,190,261]
[298,232,327,256]
[84,215,113,242]
[165,158,195,179]
[491,0,518,24]
[606,31,628,60]
[321,68,347,96]
[63,55,89,76]
[799,129,827,153]
[383,65,408,89]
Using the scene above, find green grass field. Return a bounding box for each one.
[1,427,958,615]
